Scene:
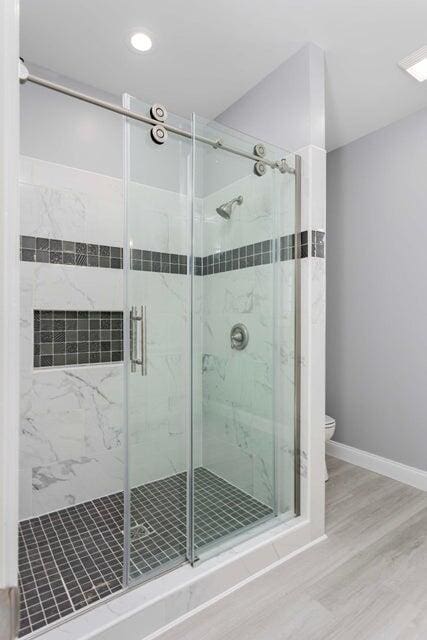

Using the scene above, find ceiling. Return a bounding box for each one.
[21,0,427,150]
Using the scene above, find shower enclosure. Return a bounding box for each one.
[17,73,299,636]
[124,96,299,583]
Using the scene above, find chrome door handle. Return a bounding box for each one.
[141,305,147,376]
[130,307,138,373]
[130,305,147,375]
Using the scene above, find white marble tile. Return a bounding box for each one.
[20,263,34,389]
[310,146,326,231]
[127,182,191,255]
[20,155,123,246]
[20,155,122,198]
[202,173,278,255]
[18,466,33,521]
[20,364,124,515]
[296,143,326,536]
[31,448,124,515]
[21,405,85,467]
[20,182,87,241]
[101,599,168,640]
[30,262,123,311]
[297,144,326,232]
[20,228,125,517]
[129,435,187,487]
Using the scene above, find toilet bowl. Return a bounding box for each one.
[324,415,336,481]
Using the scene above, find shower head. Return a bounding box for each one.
[216,195,243,220]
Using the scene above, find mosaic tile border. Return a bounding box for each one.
[20,236,123,269]
[130,249,188,275]
[311,229,325,258]
[201,238,273,275]
[20,231,325,276]
[199,230,325,274]
[33,310,123,368]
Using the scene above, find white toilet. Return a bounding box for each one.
[324,415,336,481]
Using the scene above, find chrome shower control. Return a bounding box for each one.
[230,323,249,350]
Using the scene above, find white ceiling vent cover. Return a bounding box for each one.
[398,46,427,82]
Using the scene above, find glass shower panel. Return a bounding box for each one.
[123,96,192,583]
[191,116,296,560]
[275,156,298,518]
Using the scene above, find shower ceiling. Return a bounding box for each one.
[20,0,427,149]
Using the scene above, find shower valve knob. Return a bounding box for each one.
[150,103,168,122]
[150,125,168,145]
[230,323,249,350]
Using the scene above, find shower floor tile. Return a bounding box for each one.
[18,468,272,636]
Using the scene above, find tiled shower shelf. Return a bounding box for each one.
[18,468,272,636]
[33,310,123,368]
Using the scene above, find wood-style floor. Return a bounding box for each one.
[157,457,427,640]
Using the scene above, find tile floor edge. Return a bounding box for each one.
[35,518,320,640]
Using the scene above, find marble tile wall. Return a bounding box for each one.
[127,270,190,489]
[19,154,319,519]
[199,171,296,509]
[201,271,276,506]
[19,156,192,518]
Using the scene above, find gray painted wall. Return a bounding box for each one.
[217,43,325,151]
[326,106,427,471]
[21,64,123,178]
[20,64,191,193]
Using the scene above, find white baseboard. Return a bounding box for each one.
[326,440,427,492]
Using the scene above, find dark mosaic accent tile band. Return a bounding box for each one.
[18,468,272,636]
[311,229,325,258]
[131,249,188,275]
[20,230,325,278]
[200,230,326,275]
[202,238,275,275]
[20,236,123,269]
[33,310,123,368]
[295,229,326,259]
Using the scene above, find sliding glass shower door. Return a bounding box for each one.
[124,102,297,583]
[123,95,192,583]
[190,116,297,561]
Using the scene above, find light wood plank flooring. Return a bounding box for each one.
[157,457,427,640]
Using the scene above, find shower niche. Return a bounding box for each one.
[18,88,299,635]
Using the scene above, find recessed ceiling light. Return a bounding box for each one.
[130,32,152,52]
[398,46,427,82]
